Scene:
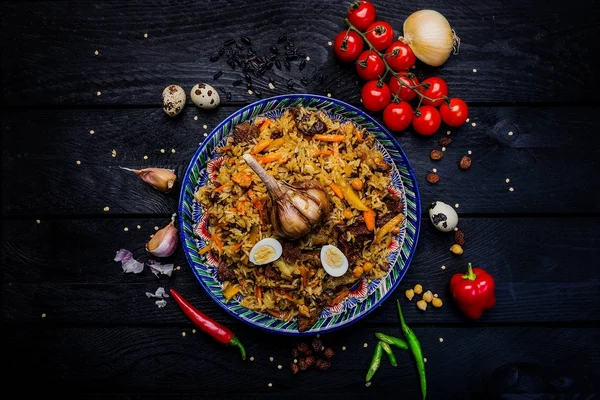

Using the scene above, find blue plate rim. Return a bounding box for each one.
[177,93,421,336]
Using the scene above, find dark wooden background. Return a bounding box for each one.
[2,0,599,398]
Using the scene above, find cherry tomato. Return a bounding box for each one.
[389,74,420,101]
[333,31,364,63]
[364,21,394,51]
[347,1,377,32]
[355,50,385,80]
[361,80,391,112]
[420,77,448,107]
[383,102,413,132]
[384,42,416,71]
[412,106,441,136]
[440,98,469,127]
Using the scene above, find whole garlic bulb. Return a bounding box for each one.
[242,154,329,240]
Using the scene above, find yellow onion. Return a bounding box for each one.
[400,9,459,67]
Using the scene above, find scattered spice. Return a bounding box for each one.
[441,265,446,270]
[459,155,472,170]
[41,313,47,318]
[89,130,95,134]
[455,230,465,245]
[439,136,452,147]
[143,155,148,160]
[509,187,515,192]
[426,173,440,184]
[76,160,81,165]
[103,206,110,212]
[143,33,148,38]
[508,131,514,136]
[36,219,41,224]
[96,91,101,96]
[430,149,443,160]
[94,50,99,55]
[505,178,510,183]
[182,332,186,337]
[439,338,444,343]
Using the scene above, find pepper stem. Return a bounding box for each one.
[229,336,247,360]
[462,263,477,281]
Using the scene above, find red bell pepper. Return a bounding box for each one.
[170,288,246,360]
[449,263,496,319]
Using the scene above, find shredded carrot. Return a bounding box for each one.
[318,150,334,156]
[280,291,295,302]
[232,242,243,251]
[313,134,346,142]
[229,206,237,213]
[256,154,282,163]
[331,290,350,306]
[231,171,253,187]
[228,158,236,166]
[211,234,223,252]
[355,130,363,142]
[251,138,273,154]
[215,183,229,193]
[266,309,282,318]
[300,266,308,288]
[364,208,376,231]
[216,145,232,154]
[255,286,263,300]
[198,246,211,255]
[329,182,344,199]
[259,119,272,131]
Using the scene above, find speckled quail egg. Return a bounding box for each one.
[249,238,282,265]
[320,245,349,277]
[429,201,459,232]
[190,83,220,109]
[161,85,186,117]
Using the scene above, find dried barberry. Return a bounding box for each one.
[459,155,472,170]
[315,359,331,370]
[455,230,465,246]
[426,173,440,184]
[430,150,443,160]
[439,136,452,147]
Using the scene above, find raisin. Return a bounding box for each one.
[459,155,472,170]
[426,173,440,184]
[323,348,334,359]
[430,150,443,160]
[315,359,331,370]
[290,362,299,375]
[297,342,310,354]
[311,338,323,352]
[439,136,452,147]
[298,358,309,371]
[455,230,465,246]
[291,348,299,358]
[305,355,316,367]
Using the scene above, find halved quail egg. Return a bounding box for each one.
[320,245,349,277]
[249,238,282,265]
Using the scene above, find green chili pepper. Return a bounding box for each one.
[378,341,398,367]
[397,300,427,400]
[375,332,409,350]
[365,342,383,383]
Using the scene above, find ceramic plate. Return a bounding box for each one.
[178,94,421,335]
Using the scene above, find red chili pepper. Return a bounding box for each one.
[449,263,496,319]
[169,288,246,360]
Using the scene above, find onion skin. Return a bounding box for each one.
[401,9,456,67]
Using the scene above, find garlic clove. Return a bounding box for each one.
[120,167,177,193]
[146,221,178,257]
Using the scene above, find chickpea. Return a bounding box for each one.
[413,284,423,295]
[362,262,374,273]
[352,266,364,278]
[351,178,364,191]
[405,289,415,301]
[432,298,443,308]
[422,290,433,302]
[416,300,427,311]
[450,244,464,255]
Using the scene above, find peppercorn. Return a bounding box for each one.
[305,355,316,367]
[311,338,323,352]
[323,348,334,359]
[290,362,299,375]
[315,359,331,370]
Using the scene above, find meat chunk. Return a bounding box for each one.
[230,122,259,145]
[281,240,301,265]
[298,307,322,333]
[264,263,278,280]
[377,192,404,228]
[335,217,373,266]
[216,262,236,282]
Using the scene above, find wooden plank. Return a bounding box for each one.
[1,0,599,105]
[3,217,599,324]
[5,326,599,397]
[2,107,599,216]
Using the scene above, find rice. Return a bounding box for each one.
[194,106,404,331]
